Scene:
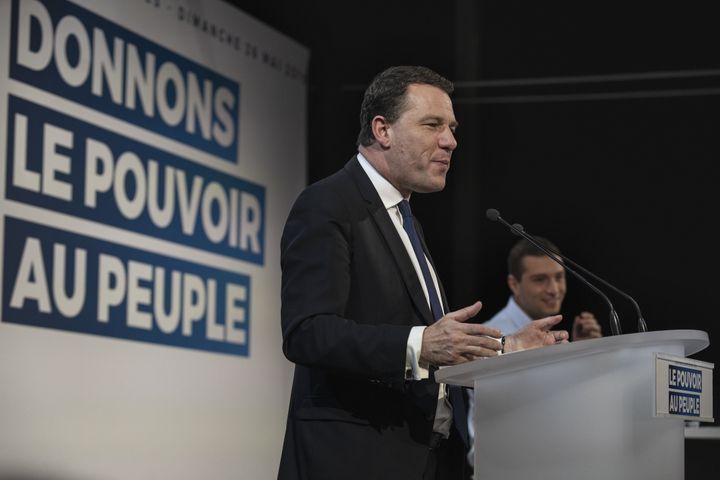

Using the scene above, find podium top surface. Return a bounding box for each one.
[435,329,709,387]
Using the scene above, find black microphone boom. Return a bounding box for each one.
[510,222,648,333]
[486,208,624,336]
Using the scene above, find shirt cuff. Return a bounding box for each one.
[405,326,429,380]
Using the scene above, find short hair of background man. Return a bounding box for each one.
[507,237,562,280]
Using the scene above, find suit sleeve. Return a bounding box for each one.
[280,185,412,383]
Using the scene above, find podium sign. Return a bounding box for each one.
[656,353,714,422]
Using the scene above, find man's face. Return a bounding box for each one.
[509,255,567,320]
[384,84,458,197]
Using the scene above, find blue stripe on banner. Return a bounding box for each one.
[668,364,703,393]
[5,94,265,265]
[10,0,240,162]
[2,216,251,357]
[668,391,700,417]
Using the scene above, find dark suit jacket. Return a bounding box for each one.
[278,156,459,480]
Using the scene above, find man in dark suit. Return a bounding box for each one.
[278,65,569,480]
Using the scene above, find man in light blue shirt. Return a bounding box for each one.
[466,237,602,473]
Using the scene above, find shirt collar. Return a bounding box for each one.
[507,296,532,329]
[356,152,405,209]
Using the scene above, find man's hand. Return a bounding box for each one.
[572,311,602,341]
[504,315,569,353]
[420,301,504,366]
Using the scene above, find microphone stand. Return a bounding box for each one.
[487,209,623,336]
[512,223,647,333]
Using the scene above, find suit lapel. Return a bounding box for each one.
[344,157,435,325]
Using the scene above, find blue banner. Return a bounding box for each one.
[10,0,240,162]
[668,364,703,393]
[3,216,251,356]
[6,95,265,265]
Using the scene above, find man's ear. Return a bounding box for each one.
[371,115,392,148]
[507,274,520,297]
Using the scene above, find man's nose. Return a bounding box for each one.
[439,127,457,150]
[547,279,561,295]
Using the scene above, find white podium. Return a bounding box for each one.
[435,330,710,480]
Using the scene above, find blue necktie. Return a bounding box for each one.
[398,200,444,321]
[397,200,469,445]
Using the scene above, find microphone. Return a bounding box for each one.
[486,208,624,336]
[512,222,647,334]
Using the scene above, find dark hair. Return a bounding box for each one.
[356,66,454,147]
[507,237,562,280]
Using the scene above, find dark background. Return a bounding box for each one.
[233,0,719,465]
